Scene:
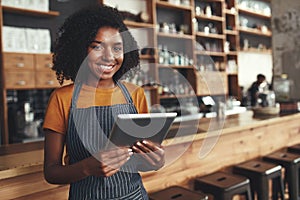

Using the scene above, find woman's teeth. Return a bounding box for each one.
[99,65,113,70]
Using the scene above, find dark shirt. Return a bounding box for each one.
[248,81,260,106]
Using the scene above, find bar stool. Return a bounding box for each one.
[287,144,300,154]
[194,171,252,200]
[263,150,300,200]
[233,160,284,200]
[149,186,208,200]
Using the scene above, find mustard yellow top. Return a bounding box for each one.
[43,82,149,134]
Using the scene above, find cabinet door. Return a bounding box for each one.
[4,71,35,89]
[3,53,34,71]
[35,71,60,88]
[35,54,53,71]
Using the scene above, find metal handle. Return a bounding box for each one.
[47,80,54,85]
[17,80,26,85]
[16,63,25,68]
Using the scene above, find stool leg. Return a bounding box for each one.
[279,176,285,200]
[272,178,279,200]
[215,193,225,200]
[256,176,269,200]
[245,184,253,200]
[223,192,235,200]
[249,180,256,200]
[272,176,285,200]
[285,165,299,200]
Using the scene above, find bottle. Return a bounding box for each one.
[205,5,212,17]
[158,45,164,64]
[273,74,290,102]
[163,45,169,65]
[266,90,276,107]
[217,101,226,119]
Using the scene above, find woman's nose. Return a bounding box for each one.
[102,47,114,61]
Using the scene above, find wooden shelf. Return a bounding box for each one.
[227,72,238,75]
[124,20,154,28]
[195,51,226,57]
[156,1,192,11]
[198,0,224,2]
[159,94,194,99]
[225,30,238,35]
[196,32,225,40]
[195,14,225,22]
[225,9,237,16]
[157,32,194,40]
[226,51,238,56]
[2,6,59,17]
[158,64,194,69]
[140,54,155,60]
[239,49,272,54]
[238,7,271,19]
[238,26,272,37]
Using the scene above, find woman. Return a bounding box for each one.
[43,5,164,200]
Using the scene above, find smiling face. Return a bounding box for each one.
[86,26,124,88]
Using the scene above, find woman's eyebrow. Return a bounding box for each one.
[91,40,123,45]
[91,40,103,44]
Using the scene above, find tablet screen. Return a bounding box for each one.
[106,112,177,148]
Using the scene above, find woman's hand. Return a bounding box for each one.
[131,140,165,171]
[84,147,133,177]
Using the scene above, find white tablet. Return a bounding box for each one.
[106,112,177,148]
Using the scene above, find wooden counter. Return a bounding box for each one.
[1,111,300,199]
[142,111,300,193]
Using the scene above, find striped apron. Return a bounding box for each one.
[66,82,149,200]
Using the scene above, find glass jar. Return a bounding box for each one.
[273,74,290,102]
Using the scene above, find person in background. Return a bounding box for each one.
[43,5,164,200]
[248,74,268,107]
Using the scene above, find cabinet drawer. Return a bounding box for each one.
[3,53,34,71]
[35,54,53,71]
[4,71,35,89]
[35,71,60,88]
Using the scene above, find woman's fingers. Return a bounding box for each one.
[133,141,164,160]
[132,143,156,166]
[141,140,164,157]
[92,147,133,176]
[102,151,132,169]
[132,140,165,167]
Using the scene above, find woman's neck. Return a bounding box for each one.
[85,79,116,89]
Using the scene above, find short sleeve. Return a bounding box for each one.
[43,89,70,134]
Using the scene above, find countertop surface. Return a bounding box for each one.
[1,110,300,180]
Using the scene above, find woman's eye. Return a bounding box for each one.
[113,46,123,52]
[92,45,104,51]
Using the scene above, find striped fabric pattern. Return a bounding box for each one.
[66,82,149,200]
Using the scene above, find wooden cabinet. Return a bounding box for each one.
[236,0,272,52]
[2,53,60,89]
[194,0,226,66]
[155,0,196,101]
[0,4,60,144]
[35,54,60,89]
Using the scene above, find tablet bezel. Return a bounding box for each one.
[106,112,177,148]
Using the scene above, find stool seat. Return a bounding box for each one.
[233,160,284,200]
[194,172,252,200]
[234,160,281,175]
[263,150,300,200]
[149,186,208,200]
[288,144,300,154]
